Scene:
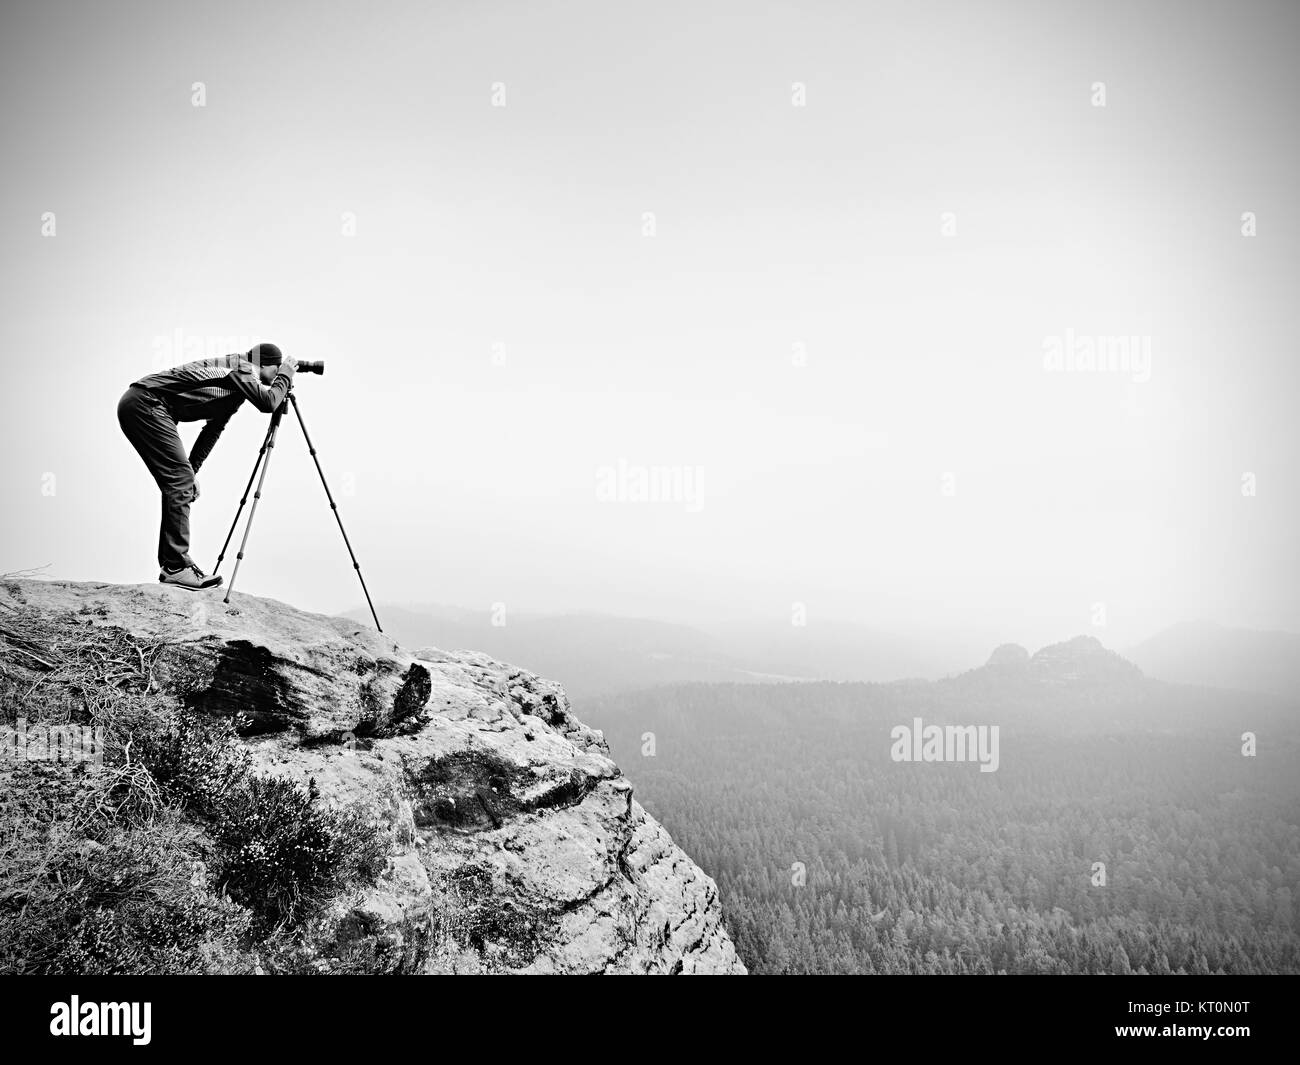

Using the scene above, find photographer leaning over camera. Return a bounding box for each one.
[116,342,297,590]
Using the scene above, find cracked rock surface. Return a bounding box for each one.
[4,579,745,975]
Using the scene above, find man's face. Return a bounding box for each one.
[257,361,281,385]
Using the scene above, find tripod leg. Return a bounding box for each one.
[223,402,287,605]
[213,414,276,575]
[288,393,383,632]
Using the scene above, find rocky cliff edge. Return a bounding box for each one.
[0,578,744,975]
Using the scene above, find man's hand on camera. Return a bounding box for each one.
[278,355,297,376]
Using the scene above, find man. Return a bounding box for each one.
[117,342,297,590]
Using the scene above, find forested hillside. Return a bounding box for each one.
[578,656,1300,974]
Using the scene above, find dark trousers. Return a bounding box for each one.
[117,385,196,571]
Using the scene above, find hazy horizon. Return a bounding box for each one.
[342,593,1300,654]
[4,0,1299,655]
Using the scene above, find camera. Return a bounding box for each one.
[296,360,325,375]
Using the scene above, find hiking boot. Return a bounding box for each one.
[159,564,222,590]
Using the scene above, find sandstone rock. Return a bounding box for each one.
[0,579,745,975]
[1027,634,1144,686]
[985,643,1029,668]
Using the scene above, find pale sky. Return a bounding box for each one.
[2,0,1297,651]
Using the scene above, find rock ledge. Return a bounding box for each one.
[1,579,745,975]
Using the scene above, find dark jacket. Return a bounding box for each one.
[131,354,295,472]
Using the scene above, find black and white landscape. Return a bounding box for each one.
[1,0,1298,993]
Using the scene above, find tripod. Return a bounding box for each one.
[213,390,383,632]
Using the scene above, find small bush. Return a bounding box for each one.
[0,777,251,974]
[1,610,388,971]
[135,709,385,933]
[134,709,252,813]
[214,774,385,934]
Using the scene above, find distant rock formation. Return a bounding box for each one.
[1,579,744,975]
[1027,635,1144,686]
[944,634,1147,716]
[985,643,1030,668]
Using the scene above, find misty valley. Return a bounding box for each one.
[576,638,1300,975]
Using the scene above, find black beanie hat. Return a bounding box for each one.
[247,342,283,367]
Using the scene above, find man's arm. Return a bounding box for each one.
[229,359,296,413]
[189,409,234,473]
